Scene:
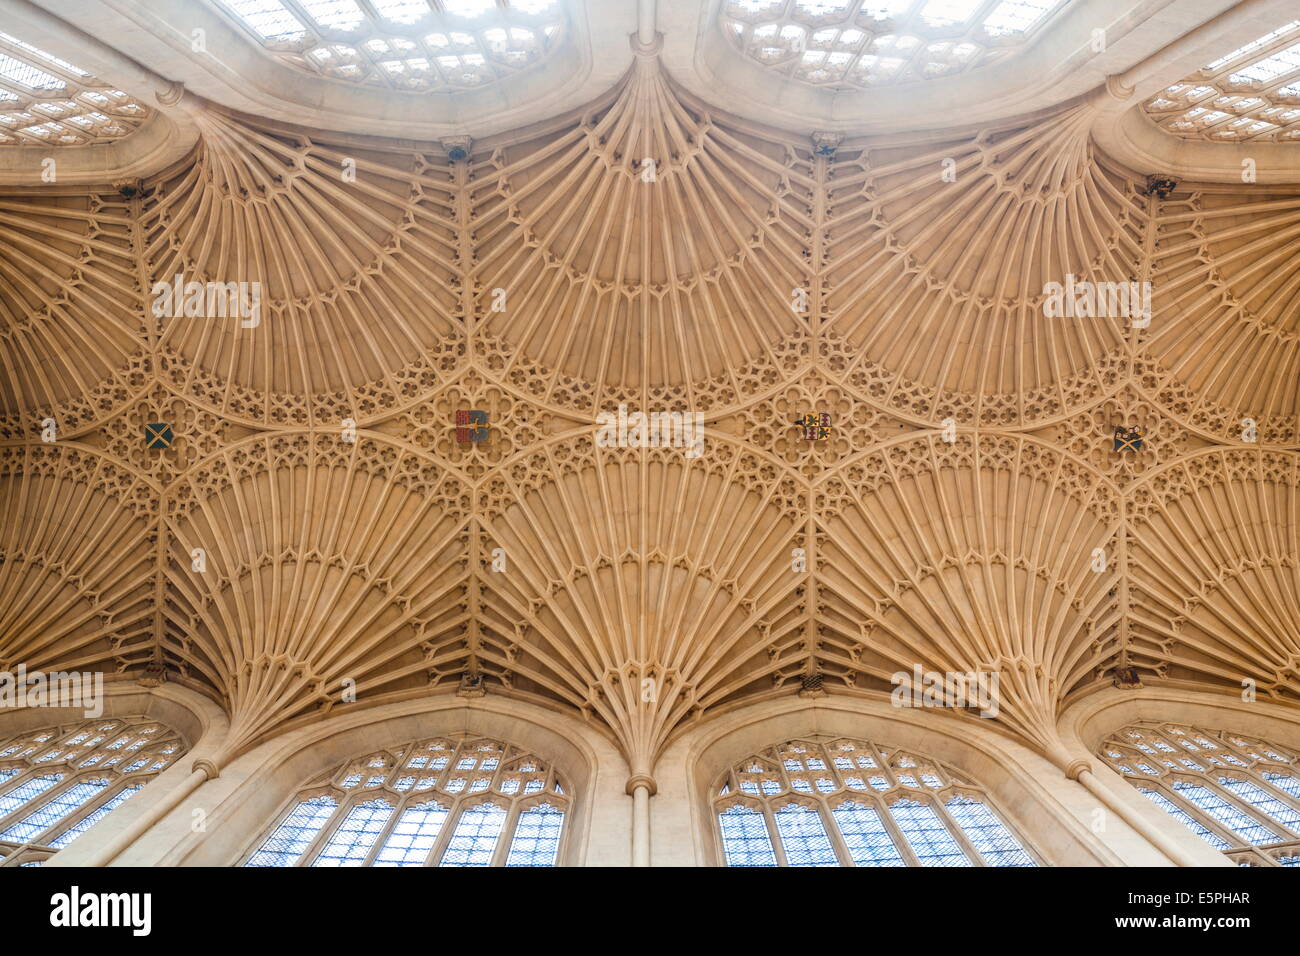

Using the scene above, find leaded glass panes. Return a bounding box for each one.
[1137,787,1232,850]
[944,795,1034,866]
[374,802,449,866]
[0,779,109,843]
[889,798,972,866]
[0,32,151,145]
[209,0,565,92]
[245,795,339,866]
[715,737,1038,866]
[1099,722,1300,866]
[1263,773,1300,801]
[243,734,568,867]
[439,802,507,866]
[1142,20,1300,142]
[46,785,143,850]
[505,803,564,866]
[772,803,839,866]
[831,801,905,866]
[312,799,394,866]
[718,804,778,866]
[1219,777,1300,831]
[0,717,185,866]
[1172,781,1280,845]
[0,774,63,818]
[719,0,1068,90]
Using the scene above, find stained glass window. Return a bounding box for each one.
[1099,722,1300,866]
[0,717,185,866]
[715,737,1037,866]
[243,734,568,867]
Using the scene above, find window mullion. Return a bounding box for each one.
[1252,772,1300,817]
[492,802,522,867]
[424,796,463,867]
[298,796,349,867]
[818,796,855,866]
[1216,732,1259,767]
[0,769,41,830]
[552,801,569,867]
[359,794,404,867]
[490,747,509,794]
[32,773,109,846]
[1246,847,1276,867]
[1157,780,1245,848]
[0,773,74,837]
[0,719,185,863]
[970,0,1005,30]
[763,805,790,867]
[878,796,922,867]
[279,0,327,41]
[1204,775,1290,840]
[710,800,731,866]
[931,792,986,866]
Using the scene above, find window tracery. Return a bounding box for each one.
[714,737,1038,866]
[1099,722,1300,866]
[243,733,568,867]
[1142,20,1300,143]
[719,0,1067,90]
[0,716,186,866]
[0,32,150,146]
[210,0,565,91]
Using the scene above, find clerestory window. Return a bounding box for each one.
[1099,721,1300,866]
[0,716,185,866]
[243,733,568,867]
[714,736,1038,866]
[209,0,566,92]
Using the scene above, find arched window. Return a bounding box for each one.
[0,716,186,867]
[208,0,566,93]
[713,736,1038,867]
[0,32,152,146]
[243,733,569,867]
[1099,721,1300,866]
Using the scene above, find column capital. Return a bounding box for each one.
[626,774,658,796]
[1064,758,1092,781]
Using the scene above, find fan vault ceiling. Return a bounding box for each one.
[1,4,1299,782]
